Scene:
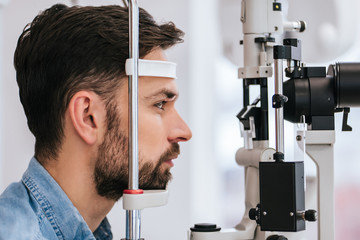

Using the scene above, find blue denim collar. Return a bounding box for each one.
[22,157,112,240]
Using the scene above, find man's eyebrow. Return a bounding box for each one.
[145,88,179,100]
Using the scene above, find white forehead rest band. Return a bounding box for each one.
[125,59,177,79]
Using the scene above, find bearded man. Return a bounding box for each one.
[0,4,191,239]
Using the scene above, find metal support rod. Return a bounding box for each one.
[274,59,284,154]
[128,0,139,192]
[126,210,141,239]
[126,0,141,239]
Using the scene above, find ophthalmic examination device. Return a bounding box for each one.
[119,0,360,239]
[188,0,360,240]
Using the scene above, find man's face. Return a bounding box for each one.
[94,49,192,200]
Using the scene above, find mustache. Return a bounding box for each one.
[159,143,180,163]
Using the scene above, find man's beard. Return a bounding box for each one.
[94,103,180,201]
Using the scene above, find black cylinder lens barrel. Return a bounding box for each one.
[284,62,360,126]
[329,62,360,108]
[283,77,310,124]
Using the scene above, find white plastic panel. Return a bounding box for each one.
[125,59,177,79]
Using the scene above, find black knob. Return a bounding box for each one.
[267,235,288,240]
[249,208,257,220]
[249,204,261,224]
[305,209,317,222]
[190,223,221,232]
[299,21,306,32]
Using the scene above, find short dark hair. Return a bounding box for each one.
[14,4,184,163]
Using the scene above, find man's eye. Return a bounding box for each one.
[154,101,167,110]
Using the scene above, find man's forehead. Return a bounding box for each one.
[123,48,179,99]
[139,48,178,97]
[140,76,178,98]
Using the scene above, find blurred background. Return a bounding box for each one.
[0,0,359,239]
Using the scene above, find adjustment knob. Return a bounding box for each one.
[190,223,221,232]
[267,235,288,240]
[305,209,317,222]
[249,208,257,220]
[249,204,261,224]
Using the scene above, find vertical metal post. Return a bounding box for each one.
[274,59,284,154]
[126,1,141,239]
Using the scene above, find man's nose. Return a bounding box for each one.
[168,112,192,143]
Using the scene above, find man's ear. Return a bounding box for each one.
[68,91,105,145]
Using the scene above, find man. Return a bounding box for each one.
[0,3,191,239]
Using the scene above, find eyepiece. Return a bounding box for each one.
[328,62,360,108]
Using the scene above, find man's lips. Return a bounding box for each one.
[164,159,174,167]
[163,155,178,167]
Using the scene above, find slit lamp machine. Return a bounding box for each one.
[121,0,360,239]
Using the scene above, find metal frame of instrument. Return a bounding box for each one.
[189,0,320,239]
[122,1,177,239]
[190,0,360,239]
[125,1,141,239]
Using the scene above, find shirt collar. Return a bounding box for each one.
[93,218,113,240]
[22,157,112,240]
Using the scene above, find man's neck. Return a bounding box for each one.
[41,152,115,232]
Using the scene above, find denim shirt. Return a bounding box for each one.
[0,157,113,240]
